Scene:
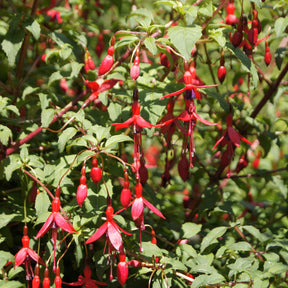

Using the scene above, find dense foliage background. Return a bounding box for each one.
[0,0,288,287]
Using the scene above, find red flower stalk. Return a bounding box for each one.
[15,225,44,280]
[160,62,217,101]
[117,250,128,287]
[64,259,107,288]
[35,187,77,271]
[85,204,131,251]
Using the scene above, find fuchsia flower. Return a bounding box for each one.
[130,181,165,221]
[15,225,44,280]
[85,204,131,251]
[117,250,128,287]
[36,187,77,270]
[111,96,154,133]
[213,114,252,150]
[65,260,107,288]
[160,62,217,101]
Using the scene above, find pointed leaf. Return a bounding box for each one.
[200,226,227,253]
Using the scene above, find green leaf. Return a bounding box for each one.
[209,28,226,47]
[181,223,202,238]
[0,251,14,269]
[105,135,133,148]
[89,125,111,143]
[48,71,62,86]
[25,19,41,40]
[22,86,39,98]
[242,225,270,242]
[0,280,24,288]
[59,45,73,60]
[226,42,258,87]
[144,37,158,55]
[1,18,25,66]
[39,93,50,110]
[168,26,202,61]
[229,241,252,251]
[71,62,83,78]
[41,108,55,127]
[275,17,288,37]
[58,127,77,153]
[275,47,286,70]
[8,266,24,280]
[272,175,287,198]
[198,0,213,17]
[191,273,225,288]
[35,192,51,217]
[0,125,12,146]
[249,0,263,8]
[141,242,163,257]
[200,226,227,253]
[108,102,122,122]
[0,213,18,229]
[4,155,22,181]
[185,6,198,25]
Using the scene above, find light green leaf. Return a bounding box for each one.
[168,26,202,61]
[4,155,22,181]
[229,241,252,251]
[198,0,213,17]
[60,45,73,60]
[272,175,287,198]
[200,226,227,253]
[0,125,12,146]
[25,19,41,40]
[71,62,83,78]
[108,102,122,122]
[144,37,158,55]
[22,86,39,98]
[0,280,24,288]
[0,213,18,230]
[6,105,19,116]
[0,251,14,269]
[249,0,263,8]
[185,6,198,25]
[39,93,50,110]
[58,127,77,153]
[275,17,288,37]
[35,192,51,217]
[48,71,62,86]
[209,28,226,47]
[105,135,133,148]
[88,125,110,143]
[242,225,270,242]
[141,242,163,257]
[1,24,25,66]
[181,223,202,238]
[41,108,55,127]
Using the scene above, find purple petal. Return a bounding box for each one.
[35,213,54,238]
[107,222,122,251]
[85,222,108,245]
[54,213,77,234]
[131,198,144,220]
[143,198,166,219]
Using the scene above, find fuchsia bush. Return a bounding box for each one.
[0,0,288,287]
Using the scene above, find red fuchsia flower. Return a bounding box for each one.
[160,62,217,101]
[46,9,63,24]
[161,97,217,168]
[111,88,157,179]
[130,50,140,81]
[130,180,165,251]
[64,259,107,288]
[117,250,128,287]
[120,170,131,208]
[130,180,165,222]
[15,225,44,280]
[35,187,77,271]
[225,1,239,26]
[85,203,131,251]
[82,78,121,109]
[212,114,252,172]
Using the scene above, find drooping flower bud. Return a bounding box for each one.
[84,50,95,73]
[77,175,88,207]
[90,157,102,185]
[98,38,115,76]
[117,251,128,287]
[178,154,189,181]
[32,264,40,288]
[264,41,271,66]
[54,266,62,288]
[231,25,243,47]
[42,267,50,288]
[130,51,140,81]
